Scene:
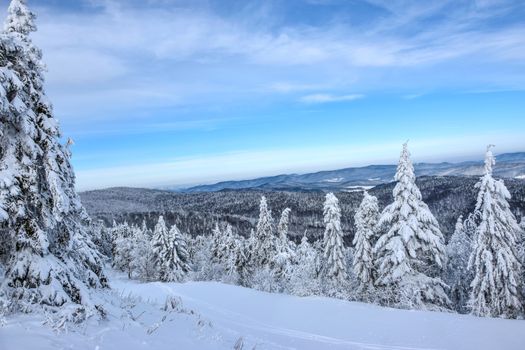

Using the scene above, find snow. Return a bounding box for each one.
[515,174,525,179]
[2,275,525,350]
[344,185,374,193]
[322,177,344,183]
